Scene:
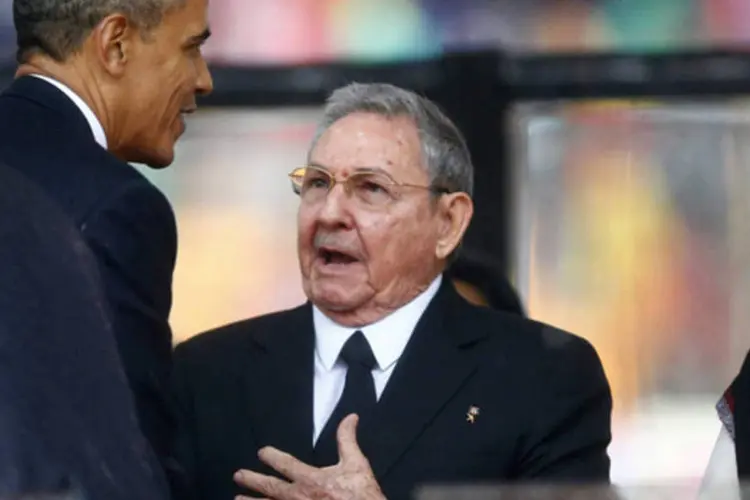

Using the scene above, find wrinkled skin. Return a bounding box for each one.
[297,112,473,326]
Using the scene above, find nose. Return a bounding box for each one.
[316,184,353,229]
[195,55,214,96]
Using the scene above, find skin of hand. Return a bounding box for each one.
[234,414,386,500]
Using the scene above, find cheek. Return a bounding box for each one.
[360,216,414,268]
[134,81,174,124]
[364,214,437,273]
[297,211,316,257]
[153,63,191,115]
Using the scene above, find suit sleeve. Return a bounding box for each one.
[515,330,612,481]
[80,179,178,467]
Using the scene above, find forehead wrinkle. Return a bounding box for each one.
[312,114,423,181]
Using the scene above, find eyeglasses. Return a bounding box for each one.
[288,165,448,207]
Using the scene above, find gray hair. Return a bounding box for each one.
[309,83,474,197]
[13,0,185,63]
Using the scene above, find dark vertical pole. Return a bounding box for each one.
[426,51,512,271]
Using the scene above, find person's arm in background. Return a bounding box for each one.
[81,179,179,478]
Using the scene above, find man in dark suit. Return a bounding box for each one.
[0,163,169,500]
[173,83,612,500]
[0,0,213,483]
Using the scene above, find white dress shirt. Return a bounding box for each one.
[700,427,740,498]
[31,74,108,149]
[311,275,442,444]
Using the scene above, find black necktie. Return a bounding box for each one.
[313,330,377,466]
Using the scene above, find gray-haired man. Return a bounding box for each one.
[173,83,612,500]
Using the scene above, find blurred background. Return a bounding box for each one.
[3,0,750,491]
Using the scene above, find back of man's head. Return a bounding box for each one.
[14,0,181,63]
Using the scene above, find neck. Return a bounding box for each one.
[317,274,441,328]
[17,56,116,149]
[319,304,402,329]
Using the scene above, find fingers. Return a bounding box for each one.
[336,413,364,463]
[258,446,319,481]
[234,469,294,499]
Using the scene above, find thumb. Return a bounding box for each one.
[336,413,364,463]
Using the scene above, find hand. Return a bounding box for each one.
[234,414,385,500]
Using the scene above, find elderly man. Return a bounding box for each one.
[0,0,213,488]
[172,83,612,500]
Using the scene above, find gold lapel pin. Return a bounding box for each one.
[466,405,480,423]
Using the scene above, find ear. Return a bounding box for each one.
[90,14,136,77]
[434,192,473,260]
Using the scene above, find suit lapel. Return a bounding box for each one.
[245,304,316,466]
[359,281,487,478]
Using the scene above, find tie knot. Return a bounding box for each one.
[339,331,377,370]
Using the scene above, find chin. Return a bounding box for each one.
[144,148,176,169]
[117,144,175,169]
[146,158,174,170]
[310,283,367,313]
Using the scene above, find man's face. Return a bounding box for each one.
[116,0,213,167]
[298,112,447,322]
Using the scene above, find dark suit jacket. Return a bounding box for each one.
[0,76,178,474]
[0,163,169,500]
[173,280,612,500]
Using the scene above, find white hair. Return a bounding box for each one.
[309,82,474,196]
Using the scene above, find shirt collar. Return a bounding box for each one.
[313,274,442,372]
[31,74,108,149]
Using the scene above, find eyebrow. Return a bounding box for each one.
[308,162,393,177]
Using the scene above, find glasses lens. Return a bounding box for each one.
[289,167,306,195]
[349,172,395,206]
[289,166,333,202]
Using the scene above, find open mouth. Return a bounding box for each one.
[318,248,358,265]
[178,108,195,127]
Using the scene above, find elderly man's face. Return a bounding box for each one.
[113,0,213,167]
[298,112,466,323]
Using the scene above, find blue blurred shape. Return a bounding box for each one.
[328,0,442,62]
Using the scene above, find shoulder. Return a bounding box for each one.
[463,304,603,372]
[86,174,174,227]
[78,164,176,263]
[0,131,166,229]
[463,306,610,423]
[82,160,173,224]
[79,173,176,280]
